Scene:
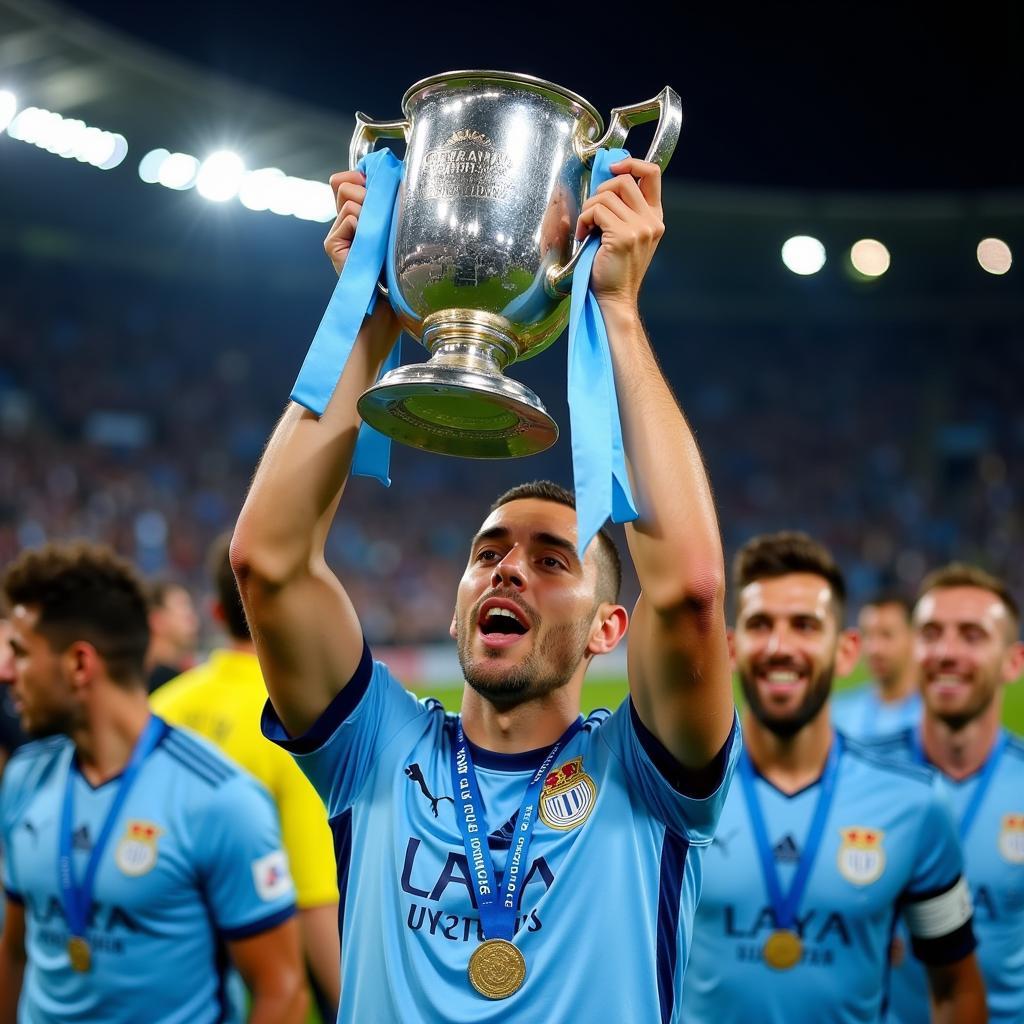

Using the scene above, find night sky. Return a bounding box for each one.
[60,0,1024,191]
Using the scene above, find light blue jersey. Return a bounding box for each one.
[868,727,1024,1024]
[0,718,297,1024]
[262,642,740,1024]
[680,733,975,1024]
[832,686,923,741]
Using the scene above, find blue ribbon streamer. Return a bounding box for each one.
[567,147,639,557]
[738,734,843,930]
[910,727,1006,840]
[59,715,167,945]
[290,148,404,485]
[449,716,583,941]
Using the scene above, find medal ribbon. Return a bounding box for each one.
[738,734,843,931]
[910,728,1006,840]
[59,715,168,945]
[450,716,583,941]
[290,147,404,486]
[566,147,639,558]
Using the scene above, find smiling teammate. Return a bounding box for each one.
[680,532,985,1023]
[868,564,1024,1023]
[231,158,739,1023]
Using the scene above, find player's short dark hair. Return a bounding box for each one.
[489,480,622,605]
[732,531,846,624]
[861,590,914,621]
[2,541,150,688]
[209,532,250,641]
[917,563,1020,639]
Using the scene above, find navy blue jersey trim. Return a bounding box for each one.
[163,731,233,782]
[220,904,297,941]
[656,827,690,1024]
[910,919,977,966]
[4,887,23,905]
[162,744,230,788]
[330,809,353,952]
[629,698,734,798]
[262,640,373,754]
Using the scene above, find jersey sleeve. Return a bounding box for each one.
[599,699,741,844]
[900,775,976,966]
[270,746,339,908]
[0,767,18,899]
[261,640,427,817]
[195,772,298,940]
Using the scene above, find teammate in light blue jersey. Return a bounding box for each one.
[868,563,1024,1024]
[233,157,739,1023]
[832,593,922,740]
[0,542,306,1024]
[682,532,985,1024]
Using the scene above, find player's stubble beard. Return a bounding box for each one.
[739,657,835,738]
[456,609,593,712]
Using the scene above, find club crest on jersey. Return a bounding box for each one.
[114,820,162,877]
[836,827,885,885]
[998,814,1024,863]
[539,756,596,831]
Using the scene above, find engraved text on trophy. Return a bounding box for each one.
[424,129,514,201]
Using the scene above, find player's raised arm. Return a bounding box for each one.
[231,171,402,735]
[0,899,26,1024]
[577,157,734,769]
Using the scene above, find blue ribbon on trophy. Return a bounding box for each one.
[290,148,403,485]
[291,147,639,552]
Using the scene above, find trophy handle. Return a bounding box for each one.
[545,86,683,297]
[347,113,409,297]
[349,112,410,168]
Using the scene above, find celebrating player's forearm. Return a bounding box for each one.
[232,171,398,735]
[0,901,26,1024]
[576,157,733,769]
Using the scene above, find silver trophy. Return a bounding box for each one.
[351,70,682,458]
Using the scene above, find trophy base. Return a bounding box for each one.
[357,363,558,459]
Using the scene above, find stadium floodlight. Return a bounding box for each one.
[0,90,16,133]
[196,150,246,202]
[5,103,128,168]
[138,148,169,183]
[781,235,826,276]
[239,167,285,211]
[849,238,891,278]
[158,152,200,190]
[977,238,1012,276]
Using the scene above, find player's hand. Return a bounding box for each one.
[574,158,664,314]
[324,170,368,276]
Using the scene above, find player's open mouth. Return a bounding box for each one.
[756,668,806,692]
[927,673,971,695]
[477,598,531,648]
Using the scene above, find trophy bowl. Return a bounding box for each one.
[351,70,682,458]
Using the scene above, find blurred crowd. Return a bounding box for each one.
[1,267,1022,645]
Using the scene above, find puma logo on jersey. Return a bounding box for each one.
[405,763,455,818]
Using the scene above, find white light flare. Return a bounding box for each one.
[781,235,826,276]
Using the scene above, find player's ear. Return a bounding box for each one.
[1001,640,1024,685]
[449,610,458,641]
[588,604,628,655]
[835,629,861,678]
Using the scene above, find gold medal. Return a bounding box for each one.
[762,929,803,970]
[67,936,91,973]
[468,938,527,999]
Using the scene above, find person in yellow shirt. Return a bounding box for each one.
[153,535,340,1019]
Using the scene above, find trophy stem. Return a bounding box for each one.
[356,310,557,459]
